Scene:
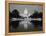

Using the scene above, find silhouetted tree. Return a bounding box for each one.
[9,9,21,32]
